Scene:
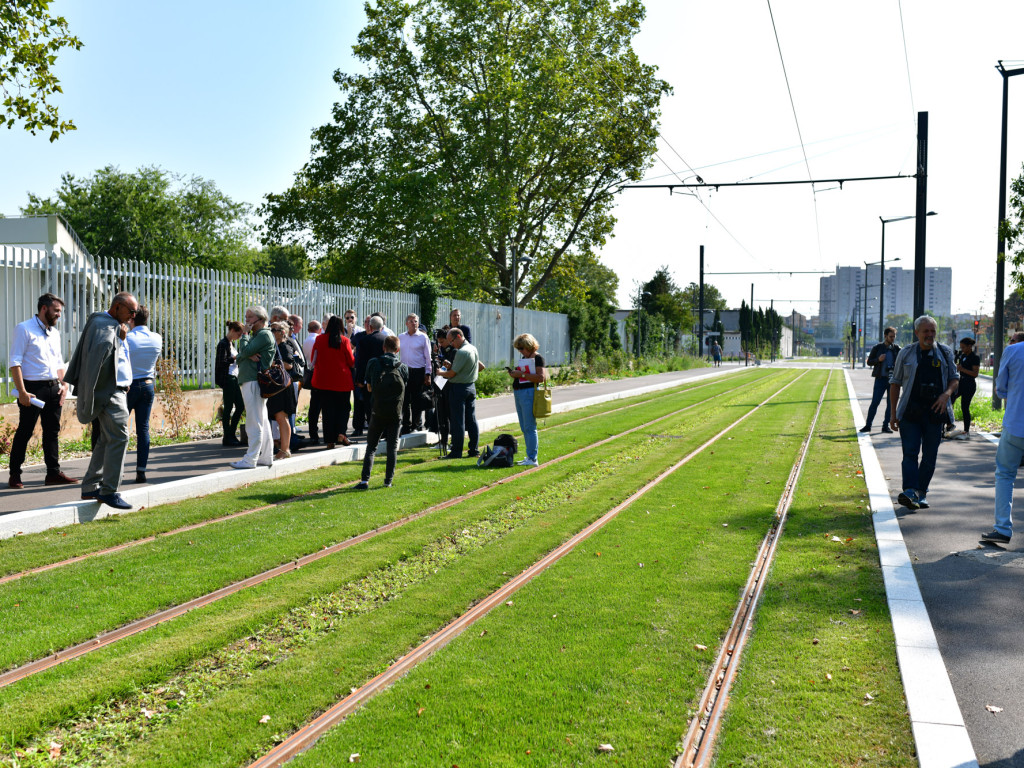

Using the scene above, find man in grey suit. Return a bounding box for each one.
[65,291,139,510]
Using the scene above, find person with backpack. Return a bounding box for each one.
[355,335,408,489]
[507,332,546,466]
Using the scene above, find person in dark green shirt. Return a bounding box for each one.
[231,306,277,469]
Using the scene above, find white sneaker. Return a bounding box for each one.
[517,458,539,467]
[230,460,256,470]
[954,433,970,440]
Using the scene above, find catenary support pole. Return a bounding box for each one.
[699,245,705,360]
[913,111,928,320]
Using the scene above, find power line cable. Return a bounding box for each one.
[897,0,916,122]
[765,0,824,269]
[528,0,763,265]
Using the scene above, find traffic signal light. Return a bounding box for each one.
[974,320,980,336]
[851,321,857,338]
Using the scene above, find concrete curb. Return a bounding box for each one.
[2,366,742,539]
[844,369,979,768]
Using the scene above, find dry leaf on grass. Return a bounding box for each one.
[349,754,361,763]
[259,715,271,724]
[141,707,154,719]
[694,644,708,651]
[597,743,615,753]
[49,742,62,760]
[417,707,425,717]
[986,705,1003,714]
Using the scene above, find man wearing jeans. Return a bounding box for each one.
[438,327,479,459]
[125,305,162,484]
[984,336,1024,543]
[888,315,958,511]
[860,327,899,434]
[230,306,276,469]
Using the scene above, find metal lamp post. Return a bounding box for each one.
[993,61,1024,409]
[509,245,534,366]
[879,212,935,341]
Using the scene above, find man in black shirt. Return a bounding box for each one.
[888,316,959,510]
[860,327,899,434]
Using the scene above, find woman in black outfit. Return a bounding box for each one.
[952,336,980,439]
[215,321,245,446]
[267,321,297,459]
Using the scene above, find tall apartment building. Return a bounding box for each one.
[817,265,951,341]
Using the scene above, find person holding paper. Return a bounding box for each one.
[7,293,77,490]
[507,333,547,467]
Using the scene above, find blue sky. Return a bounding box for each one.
[1,1,366,221]
[4,1,1024,318]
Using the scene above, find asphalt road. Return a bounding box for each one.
[850,366,1024,768]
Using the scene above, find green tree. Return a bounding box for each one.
[2,0,82,141]
[22,165,259,270]
[255,243,311,280]
[261,0,669,306]
[1004,164,1024,295]
[640,267,688,328]
[535,252,619,357]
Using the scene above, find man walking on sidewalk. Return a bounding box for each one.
[7,293,77,490]
[65,291,140,510]
[888,315,958,511]
[860,327,899,435]
[984,335,1024,543]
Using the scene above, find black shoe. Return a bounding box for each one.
[881,427,893,433]
[384,479,393,488]
[897,490,920,510]
[442,454,463,460]
[308,436,321,446]
[81,488,99,500]
[858,425,871,433]
[96,493,132,510]
[135,472,147,484]
[8,475,24,490]
[982,530,1011,543]
[222,435,241,447]
[400,426,413,436]
[467,449,480,458]
[351,430,364,438]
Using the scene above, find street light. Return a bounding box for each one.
[993,61,1024,409]
[863,257,900,367]
[509,246,534,366]
[879,212,936,340]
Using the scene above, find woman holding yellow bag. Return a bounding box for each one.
[508,333,547,467]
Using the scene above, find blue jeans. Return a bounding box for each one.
[994,430,1024,537]
[447,382,478,457]
[898,417,943,494]
[127,379,156,472]
[865,376,891,427]
[514,387,538,462]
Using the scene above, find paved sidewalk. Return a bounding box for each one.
[850,366,1024,768]
[1,364,742,524]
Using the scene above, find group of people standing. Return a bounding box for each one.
[216,305,546,487]
[7,291,161,511]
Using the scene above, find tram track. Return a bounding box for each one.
[242,372,811,768]
[0,371,765,588]
[675,370,832,768]
[0,372,793,690]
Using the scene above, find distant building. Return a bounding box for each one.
[818,265,951,343]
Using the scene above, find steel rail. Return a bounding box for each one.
[0,372,751,588]
[675,370,832,768]
[0,372,787,689]
[244,371,810,768]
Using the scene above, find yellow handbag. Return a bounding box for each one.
[533,380,552,418]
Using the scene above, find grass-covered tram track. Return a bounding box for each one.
[0,371,797,759]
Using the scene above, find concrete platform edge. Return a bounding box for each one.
[844,369,979,767]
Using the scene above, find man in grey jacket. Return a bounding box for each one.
[888,315,958,511]
[860,327,899,434]
[65,291,139,510]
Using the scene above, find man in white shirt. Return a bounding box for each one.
[125,305,162,484]
[398,313,433,433]
[7,293,77,489]
[65,291,139,510]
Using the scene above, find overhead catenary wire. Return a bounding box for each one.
[766,0,824,268]
[527,0,764,266]
[897,0,916,124]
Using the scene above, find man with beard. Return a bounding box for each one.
[7,293,77,490]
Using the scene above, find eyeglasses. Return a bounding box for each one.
[345,315,355,320]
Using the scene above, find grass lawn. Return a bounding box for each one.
[0,371,791,756]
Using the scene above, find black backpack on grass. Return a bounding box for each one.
[372,358,406,421]
[476,433,518,469]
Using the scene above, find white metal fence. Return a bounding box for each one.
[1,245,569,397]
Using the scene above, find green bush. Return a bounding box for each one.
[475,367,513,397]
